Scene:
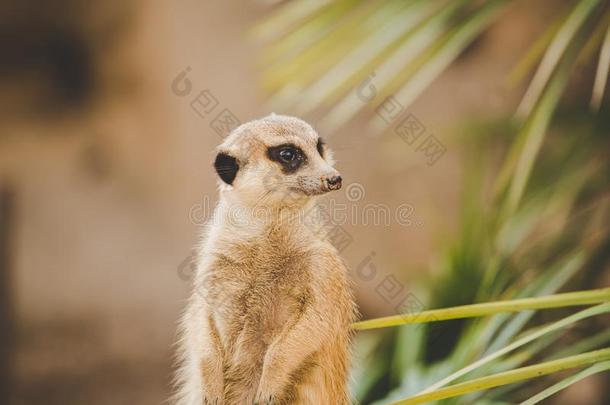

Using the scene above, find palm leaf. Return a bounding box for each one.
[518,361,610,405]
[353,288,610,330]
[392,348,610,405]
[416,303,610,394]
[591,21,610,110]
[515,0,602,118]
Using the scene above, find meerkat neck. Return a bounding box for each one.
[213,193,318,238]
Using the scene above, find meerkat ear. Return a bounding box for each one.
[214,152,239,185]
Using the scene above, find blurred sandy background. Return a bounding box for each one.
[0,1,573,404]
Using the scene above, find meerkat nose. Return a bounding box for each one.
[325,175,342,191]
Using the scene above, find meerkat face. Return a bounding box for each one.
[213,114,341,207]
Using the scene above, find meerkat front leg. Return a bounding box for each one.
[189,300,225,404]
[254,307,330,403]
[176,298,225,405]
[201,313,225,403]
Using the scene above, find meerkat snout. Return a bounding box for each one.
[324,174,342,191]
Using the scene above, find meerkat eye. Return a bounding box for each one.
[279,148,296,162]
[267,143,306,173]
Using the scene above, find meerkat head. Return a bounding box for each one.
[213,114,341,208]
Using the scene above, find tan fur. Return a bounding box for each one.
[174,114,356,405]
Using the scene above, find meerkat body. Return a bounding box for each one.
[174,114,356,405]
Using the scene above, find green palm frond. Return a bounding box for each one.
[591,21,610,109]
[353,288,610,331]
[253,0,610,133]
[518,361,610,405]
[395,348,610,405]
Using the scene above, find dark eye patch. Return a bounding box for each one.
[214,152,239,185]
[267,143,306,173]
[316,138,325,158]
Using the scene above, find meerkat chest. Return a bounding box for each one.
[206,240,314,342]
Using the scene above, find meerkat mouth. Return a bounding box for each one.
[288,186,322,197]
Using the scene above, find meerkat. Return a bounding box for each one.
[174,114,357,405]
